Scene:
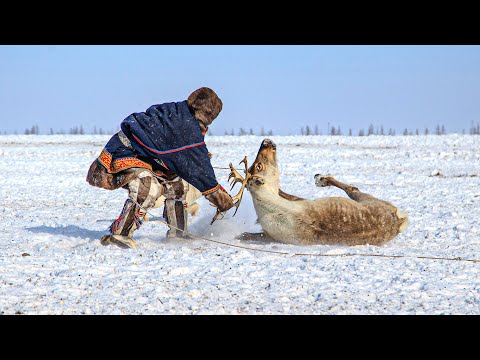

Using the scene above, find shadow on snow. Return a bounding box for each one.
[26,225,105,241]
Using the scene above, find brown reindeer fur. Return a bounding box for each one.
[278,189,305,201]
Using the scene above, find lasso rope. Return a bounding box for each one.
[129,200,480,264]
[213,166,239,170]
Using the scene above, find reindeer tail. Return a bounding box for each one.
[396,209,409,233]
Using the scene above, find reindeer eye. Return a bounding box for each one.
[256,163,263,171]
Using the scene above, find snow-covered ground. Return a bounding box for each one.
[1,134,479,314]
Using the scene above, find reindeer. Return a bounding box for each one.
[226,139,409,246]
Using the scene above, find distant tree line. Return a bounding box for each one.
[300,123,463,136]
[17,125,115,135]
[3,122,480,136]
[469,122,480,135]
[223,127,274,136]
[24,125,40,135]
[300,125,322,135]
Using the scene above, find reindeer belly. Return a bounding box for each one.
[306,198,400,245]
[259,212,300,244]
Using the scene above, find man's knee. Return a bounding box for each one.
[162,177,187,201]
[128,170,164,208]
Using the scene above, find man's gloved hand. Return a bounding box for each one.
[205,186,235,212]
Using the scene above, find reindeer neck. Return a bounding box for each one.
[251,182,300,214]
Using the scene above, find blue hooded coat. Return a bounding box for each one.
[97,100,219,195]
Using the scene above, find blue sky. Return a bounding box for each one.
[0,45,479,135]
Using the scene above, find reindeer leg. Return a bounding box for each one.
[314,174,378,202]
[235,232,273,242]
[315,175,359,192]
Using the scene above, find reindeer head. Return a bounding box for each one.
[221,139,280,223]
[246,139,280,193]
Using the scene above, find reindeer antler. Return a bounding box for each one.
[210,156,250,225]
[228,156,250,216]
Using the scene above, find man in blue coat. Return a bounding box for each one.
[86,87,235,248]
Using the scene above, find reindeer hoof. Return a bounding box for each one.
[314,174,333,187]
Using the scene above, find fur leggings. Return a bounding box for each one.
[110,169,168,238]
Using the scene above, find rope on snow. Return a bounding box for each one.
[125,199,480,264]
